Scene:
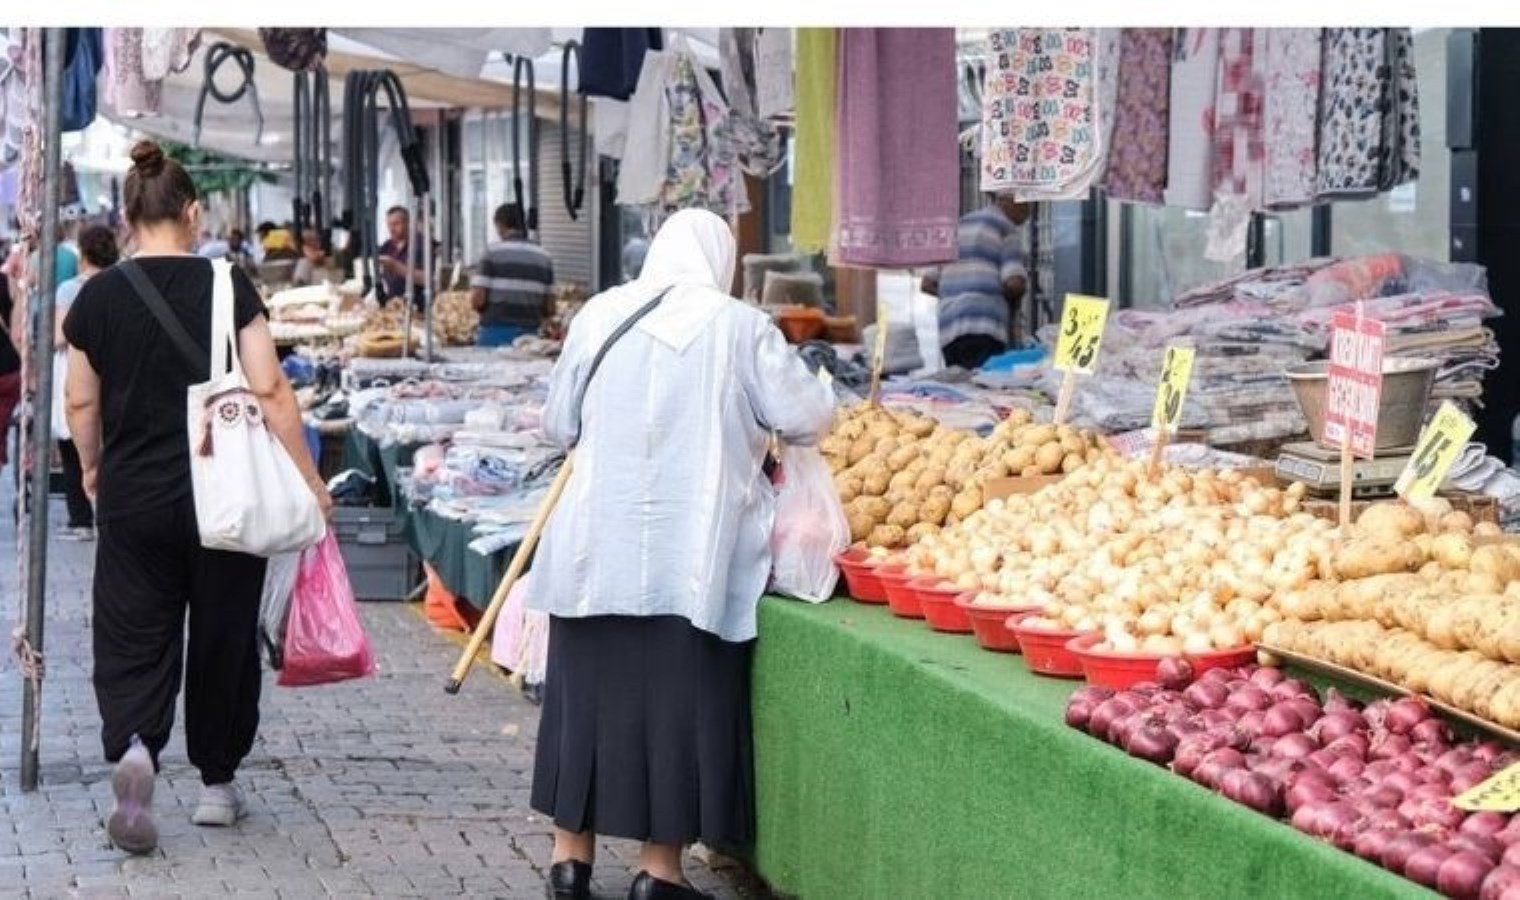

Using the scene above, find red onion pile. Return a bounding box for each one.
[1065,665,1520,899]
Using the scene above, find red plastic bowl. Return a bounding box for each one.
[1008,614,1090,678]
[911,579,972,634]
[1067,633,1171,690]
[1186,644,1258,677]
[834,546,888,604]
[880,566,925,619]
[955,595,1039,653]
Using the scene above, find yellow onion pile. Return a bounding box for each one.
[903,457,1319,652]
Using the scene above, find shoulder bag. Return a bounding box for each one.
[122,258,325,556]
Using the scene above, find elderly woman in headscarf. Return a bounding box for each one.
[528,209,834,900]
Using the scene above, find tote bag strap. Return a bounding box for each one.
[208,258,241,377]
[120,258,208,374]
[569,285,672,445]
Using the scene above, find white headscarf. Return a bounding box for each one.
[631,209,738,352]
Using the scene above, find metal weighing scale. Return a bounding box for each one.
[1274,441,1416,499]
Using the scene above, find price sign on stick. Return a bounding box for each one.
[1454,761,1520,813]
[1324,306,1386,527]
[1054,294,1110,375]
[1395,401,1476,501]
[868,301,889,406]
[1151,346,1196,431]
[1052,294,1110,425]
[1148,346,1195,475]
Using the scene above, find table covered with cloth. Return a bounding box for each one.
[404,504,514,609]
[749,598,1425,899]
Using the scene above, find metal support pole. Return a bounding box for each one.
[22,26,67,793]
[422,194,434,361]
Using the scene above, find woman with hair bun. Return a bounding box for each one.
[62,140,331,855]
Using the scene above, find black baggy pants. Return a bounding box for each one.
[93,495,267,785]
[57,439,94,528]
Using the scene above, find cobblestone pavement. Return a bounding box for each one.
[0,494,772,899]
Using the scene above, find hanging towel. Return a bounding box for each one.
[139,28,199,81]
[791,28,836,255]
[1205,28,1266,262]
[1262,28,1322,209]
[980,29,1102,198]
[1164,28,1220,211]
[580,28,664,101]
[754,28,794,121]
[1103,28,1172,204]
[1379,28,1421,190]
[1317,28,1388,199]
[833,28,958,268]
[61,28,103,133]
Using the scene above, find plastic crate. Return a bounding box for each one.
[331,507,415,601]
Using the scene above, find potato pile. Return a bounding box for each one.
[821,405,1109,548]
[902,457,1317,652]
[432,291,481,346]
[1265,497,1520,730]
[1264,619,1520,730]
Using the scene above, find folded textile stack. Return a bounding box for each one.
[1445,443,1520,532]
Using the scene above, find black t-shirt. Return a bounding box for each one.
[63,257,266,522]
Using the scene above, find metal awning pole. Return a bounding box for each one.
[21,25,67,793]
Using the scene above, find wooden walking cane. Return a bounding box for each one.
[444,453,574,694]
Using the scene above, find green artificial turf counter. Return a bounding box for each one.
[750,597,1432,900]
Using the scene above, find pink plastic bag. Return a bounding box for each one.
[277,531,377,687]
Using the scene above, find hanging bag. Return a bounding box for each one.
[121,258,326,556]
[278,531,375,687]
[769,442,849,602]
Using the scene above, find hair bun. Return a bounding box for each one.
[129,140,166,176]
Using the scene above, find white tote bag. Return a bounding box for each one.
[186,260,325,556]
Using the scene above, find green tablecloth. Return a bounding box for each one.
[751,599,1428,900]
[404,505,512,609]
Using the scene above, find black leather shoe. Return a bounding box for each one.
[627,871,713,900]
[547,860,592,899]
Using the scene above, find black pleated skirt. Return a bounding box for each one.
[530,614,756,846]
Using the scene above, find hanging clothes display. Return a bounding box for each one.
[1,29,26,170]
[616,40,747,228]
[1204,28,1266,262]
[1102,28,1172,205]
[790,28,836,255]
[833,28,958,268]
[1379,28,1421,191]
[754,28,794,122]
[980,28,1110,202]
[1316,28,1389,199]
[61,28,103,133]
[1163,28,1220,211]
[104,29,158,119]
[580,28,663,102]
[718,28,784,176]
[139,28,198,82]
[1261,28,1322,210]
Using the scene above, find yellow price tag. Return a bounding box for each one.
[1151,346,1196,431]
[1454,761,1520,813]
[1054,294,1110,375]
[1394,401,1476,501]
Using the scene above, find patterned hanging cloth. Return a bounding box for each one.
[1316,28,1389,199]
[1102,28,1173,204]
[1205,28,1266,262]
[1261,28,1322,210]
[1163,28,1220,211]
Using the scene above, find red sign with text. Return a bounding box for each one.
[1324,308,1386,460]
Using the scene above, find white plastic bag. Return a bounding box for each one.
[188,260,325,556]
[257,552,301,669]
[770,445,849,602]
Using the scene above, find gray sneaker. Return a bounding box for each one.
[191,781,245,827]
[58,527,95,542]
[106,740,157,854]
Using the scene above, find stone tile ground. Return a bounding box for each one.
[0,492,771,899]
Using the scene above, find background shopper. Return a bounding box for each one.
[468,203,555,347]
[63,140,331,855]
[53,223,119,541]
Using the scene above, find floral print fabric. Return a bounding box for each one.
[1316,28,1388,198]
[1103,28,1172,204]
[1262,29,1322,209]
[1164,28,1220,211]
[653,53,746,225]
[980,28,1098,194]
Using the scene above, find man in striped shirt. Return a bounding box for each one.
[922,194,1030,369]
[469,203,556,347]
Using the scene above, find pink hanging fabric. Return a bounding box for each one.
[1103,28,1173,204]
